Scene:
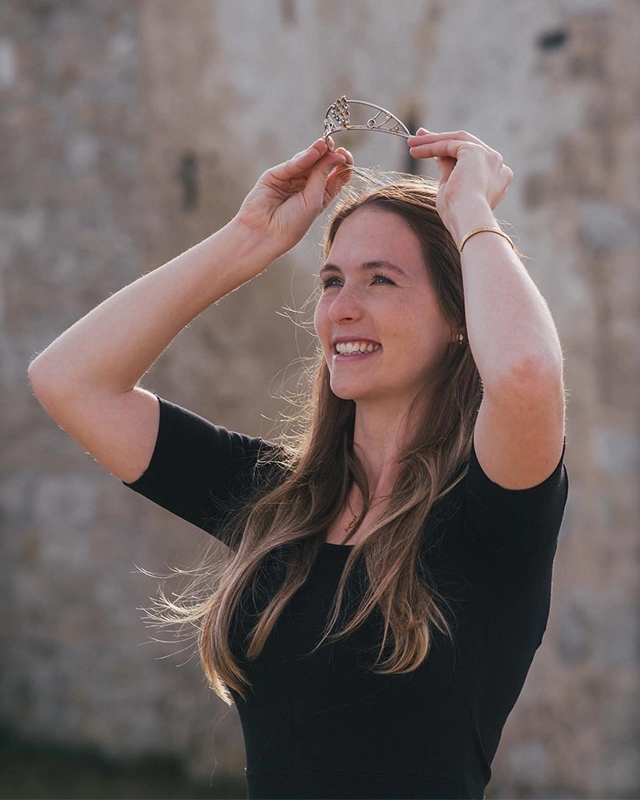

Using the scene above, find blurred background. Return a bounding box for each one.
[2,0,639,798]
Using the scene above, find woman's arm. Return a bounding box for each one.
[28,139,351,483]
[29,221,279,398]
[408,129,565,490]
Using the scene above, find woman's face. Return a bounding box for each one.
[314,206,454,408]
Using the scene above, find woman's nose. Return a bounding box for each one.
[328,287,363,323]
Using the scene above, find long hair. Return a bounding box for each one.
[150,172,483,706]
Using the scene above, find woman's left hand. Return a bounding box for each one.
[407,128,513,243]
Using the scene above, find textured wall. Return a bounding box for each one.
[2,0,639,796]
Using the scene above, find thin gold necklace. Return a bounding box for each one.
[344,494,386,537]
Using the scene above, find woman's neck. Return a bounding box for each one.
[352,401,419,495]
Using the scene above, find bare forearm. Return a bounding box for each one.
[454,201,564,387]
[28,220,277,396]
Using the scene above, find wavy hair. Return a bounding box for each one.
[150,172,483,706]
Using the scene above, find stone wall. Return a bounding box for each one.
[2,0,638,796]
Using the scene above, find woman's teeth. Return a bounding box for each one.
[335,341,381,355]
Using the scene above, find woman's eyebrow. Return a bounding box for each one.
[319,260,408,278]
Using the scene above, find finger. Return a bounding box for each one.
[303,152,345,206]
[408,139,482,160]
[436,156,456,185]
[318,152,348,185]
[271,139,329,181]
[333,146,354,166]
[408,129,487,148]
[324,159,353,200]
[305,150,346,191]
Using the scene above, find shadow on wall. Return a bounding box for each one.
[0,728,245,800]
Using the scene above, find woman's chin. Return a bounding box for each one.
[329,380,359,401]
[330,387,358,401]
[329,379,375,403]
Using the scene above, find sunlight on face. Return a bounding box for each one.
[314,207,454,409]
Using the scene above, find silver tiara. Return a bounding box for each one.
[323,96,411,146]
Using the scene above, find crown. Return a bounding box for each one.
[323,96,411,146]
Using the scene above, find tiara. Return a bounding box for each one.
[323,96,411,146]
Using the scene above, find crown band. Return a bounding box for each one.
[324,96,411,147]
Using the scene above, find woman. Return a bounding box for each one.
[28,129,568,799]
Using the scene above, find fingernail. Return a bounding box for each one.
[417,127,429,134]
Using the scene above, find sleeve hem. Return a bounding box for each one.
[469,436,566,495]
[121,393,166,489]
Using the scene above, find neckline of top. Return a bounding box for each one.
[322,542,354,549]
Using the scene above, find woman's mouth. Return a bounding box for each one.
[333,341,382,360]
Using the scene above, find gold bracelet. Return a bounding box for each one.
[458,226,516,253]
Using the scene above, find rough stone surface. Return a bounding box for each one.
[2,0,639,796]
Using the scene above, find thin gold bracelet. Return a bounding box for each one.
[458,226,516,253]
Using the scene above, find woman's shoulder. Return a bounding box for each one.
[121,394,291,540]
[463,435,568,556]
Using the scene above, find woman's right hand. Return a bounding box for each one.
[233,138,353,258]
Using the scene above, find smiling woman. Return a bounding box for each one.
[29,134,568,799]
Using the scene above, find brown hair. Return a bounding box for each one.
[150,172,483,706]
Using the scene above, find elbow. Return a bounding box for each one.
[496,351,565,397]
[28,355,46,388]
[28,360,72,425]
[526,325,565,379]
[27,357,43,394]
[511,349,564,382]
[28,356,61,402]
[480,350,563,393]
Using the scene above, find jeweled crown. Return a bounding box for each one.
[323,96,410,145]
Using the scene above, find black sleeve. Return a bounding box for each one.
[122,395,283,546]
[461,440,569,763]
[464,437,569,558]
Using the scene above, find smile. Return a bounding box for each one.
[334,341,381,355]
[332,342,382,363]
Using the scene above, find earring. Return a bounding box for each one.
[456,332,465,345]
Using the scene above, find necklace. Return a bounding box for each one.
[344,494,387,539]
[345,511,359,535]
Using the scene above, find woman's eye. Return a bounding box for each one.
[321,277,342,289]
[371,273,395,285]
[320,273,395,290]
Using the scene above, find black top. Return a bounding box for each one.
[123,396,569,799]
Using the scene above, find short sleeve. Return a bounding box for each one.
[122,395,283,545]
[464,437,569,557]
